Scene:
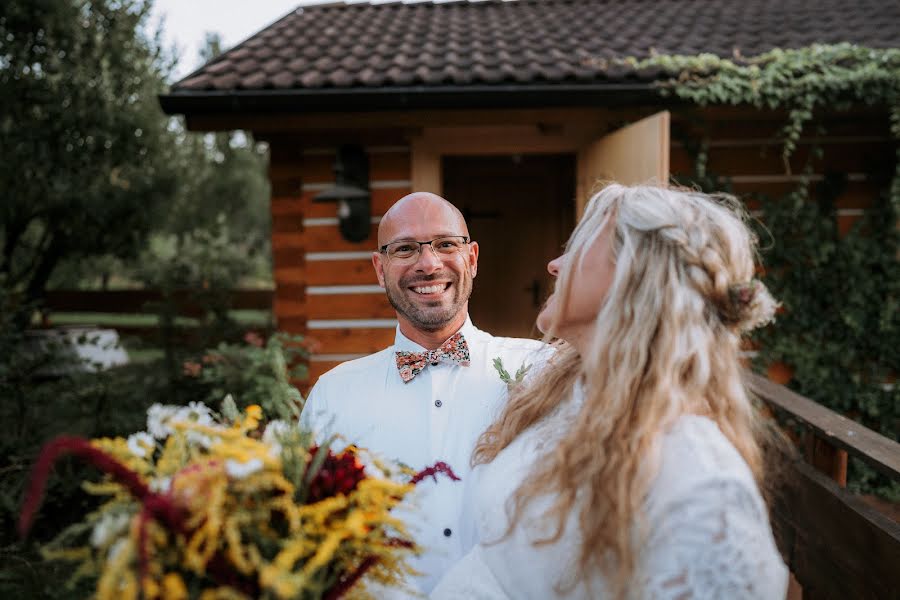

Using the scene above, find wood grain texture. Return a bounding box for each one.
[305,259,378,285]
[670,141,892,177]
[302,187,409,219]
[303,224,379,252]
[577,111,670,214]
[303,327,394,354]
[306,293,393,319]
[771,457,900,599]
[748,372,900,480]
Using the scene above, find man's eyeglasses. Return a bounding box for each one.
[379,235,471,262]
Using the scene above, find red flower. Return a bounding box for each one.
[243,331,265,348]
[182,361,203,377]
[410,461,460,485]
[306,446,367,503]
[19,437,259,597]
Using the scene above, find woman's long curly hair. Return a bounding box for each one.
[472,184,778,595]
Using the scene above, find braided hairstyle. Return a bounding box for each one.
[473,184,778,597]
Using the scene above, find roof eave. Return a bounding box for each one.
[158,83,665,117]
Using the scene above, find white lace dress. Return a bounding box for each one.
[430,395,788,599]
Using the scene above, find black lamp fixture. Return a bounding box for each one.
[313,145,371,242]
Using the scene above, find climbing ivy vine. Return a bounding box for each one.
[631,44,899,498]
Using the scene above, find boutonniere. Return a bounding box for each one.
[493,357,531,389]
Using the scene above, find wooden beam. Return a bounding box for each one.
[304,327,394,354]
[302,224,378,252]
[771,456,900,599]
[411,139,441,194]
[805,434,849,487]
[305,259,378,286]
[302,187,407,219]
[747,372,900,481]
[188,107,624,133]
[306,294,393,319]
[43,290,273,314]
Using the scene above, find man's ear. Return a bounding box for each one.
[468,241,479,278]
[372,252,386,288]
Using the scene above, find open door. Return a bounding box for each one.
[443,154,576,339]
[576,111,670,215]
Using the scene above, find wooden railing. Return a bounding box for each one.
[39,289,274,340]
[43,289,274,315]
[747,372,900,599]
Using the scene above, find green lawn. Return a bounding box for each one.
[44,310,272,327]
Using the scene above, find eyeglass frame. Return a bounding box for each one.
[378,235,472,260]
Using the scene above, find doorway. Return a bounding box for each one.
[442,154,576,339]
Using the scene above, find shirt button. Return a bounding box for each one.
[434,399,442,407]
[443,528,452,537]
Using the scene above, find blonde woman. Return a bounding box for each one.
[431,185,788,599]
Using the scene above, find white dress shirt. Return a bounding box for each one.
[300,316,547,595]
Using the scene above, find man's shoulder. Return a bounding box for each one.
[487,335,547,350]
[477,332,551,360]
[467,333,552,384]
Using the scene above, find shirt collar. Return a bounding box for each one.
[393,315,479,353]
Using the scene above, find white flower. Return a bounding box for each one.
[225,458,264,479]
[262,419,292,457]
[147,404,179,439]
[107,537,129,561]
[262,420,291,445]
[176,401,215,427]
[149,476,171,493]
[355,448,404,482]
[90,512,131,548]
[146,402,220,446]
[126,432,155,458]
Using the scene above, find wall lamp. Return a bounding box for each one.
[313,145,371,243]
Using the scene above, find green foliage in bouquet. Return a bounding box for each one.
[19,393,458,599]
[0,299,321,597]
[184,332,312,419]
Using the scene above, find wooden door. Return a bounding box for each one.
[576,111,670,214]
[443,155,575,339]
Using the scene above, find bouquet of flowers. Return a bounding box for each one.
[19,395,457,599]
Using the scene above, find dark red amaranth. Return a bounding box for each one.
[410,461,460,485]
[19,436,185,538]
[306,446,367,504]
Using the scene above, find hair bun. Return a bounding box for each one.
[720,280,779,332]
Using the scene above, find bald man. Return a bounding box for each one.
[300,192,546,596]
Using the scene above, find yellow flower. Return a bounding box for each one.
[243,405,263,430]
[162,573,188,600]
[34,399,427,600]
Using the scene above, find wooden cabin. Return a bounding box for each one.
[159,1,900,596]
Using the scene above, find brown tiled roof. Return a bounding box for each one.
[161,0,900,113]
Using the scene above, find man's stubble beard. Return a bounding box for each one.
[385,268,474,332]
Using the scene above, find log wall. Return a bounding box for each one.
[268,140,411,384]
[266,108,894,388]
[670,110,894,235]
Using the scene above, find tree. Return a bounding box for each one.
[0,0,179,307]
[158,33,270,265]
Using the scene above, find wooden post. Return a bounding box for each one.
[804,433,849,488]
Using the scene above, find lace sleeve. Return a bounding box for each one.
[636,478,788,600]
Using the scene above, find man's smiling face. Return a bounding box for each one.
[373,193,479,334]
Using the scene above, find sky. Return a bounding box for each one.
[150,0,475,81]
[150,0,317,80]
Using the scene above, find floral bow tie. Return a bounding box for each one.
[395,332,471,383]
